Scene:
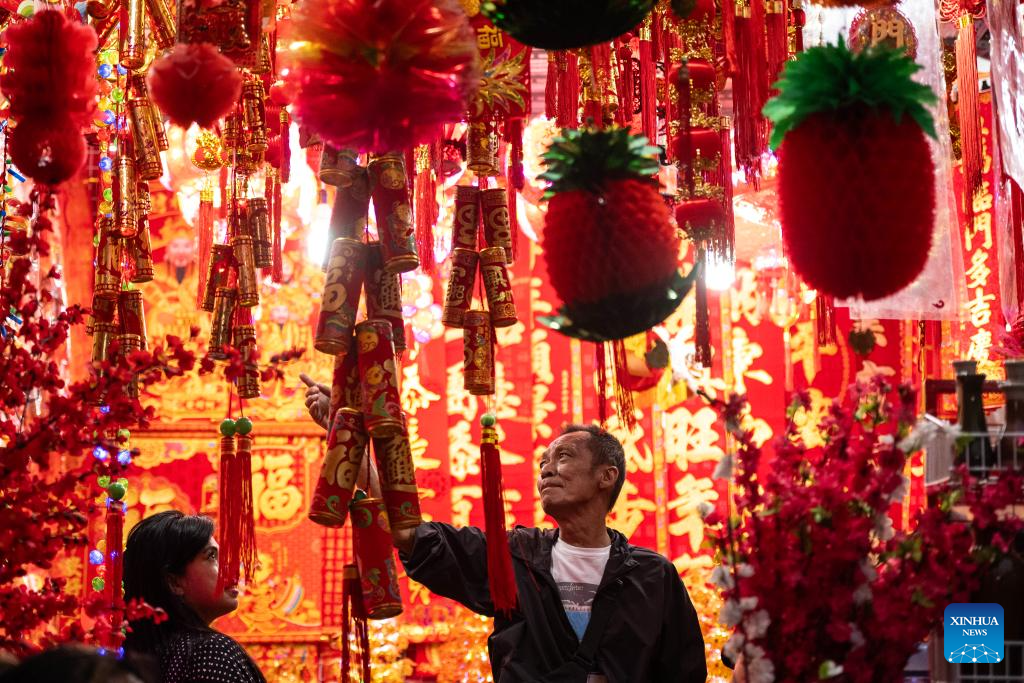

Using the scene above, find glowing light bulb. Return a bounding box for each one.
[705,255,735,292]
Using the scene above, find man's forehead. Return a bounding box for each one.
[544,431,590,453]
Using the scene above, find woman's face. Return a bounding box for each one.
[169,536,239,624]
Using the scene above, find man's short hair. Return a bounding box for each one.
[561,424,626,511]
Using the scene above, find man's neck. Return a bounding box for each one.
[556,515,611,548]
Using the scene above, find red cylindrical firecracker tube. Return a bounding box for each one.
[117,289,148,351]
[309,408,368,527]
[364,243,406,353]
[369,153,419,274]
[315,238,367,355]
[442,247,479,328]
[355,319,405,437]
[324,169,371,272]
[351,496,403,619]
[480,187,512,263]
[480,247,517,327]
[463,310,495,395]
[330,344,362,424]
[371,433,422,531]
[452,185,480,250]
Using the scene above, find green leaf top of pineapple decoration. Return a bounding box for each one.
[539,126,661,196]
[762,41,938,151]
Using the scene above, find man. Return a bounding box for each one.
[303,378,707,682]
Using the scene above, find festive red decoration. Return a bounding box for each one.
[284,0,479,152]
[9,117,88,186]
[148,43,243,129]
[545,179,676,305]
[0,10,97,126]
[480,415,517,614]
[778,109,935,300]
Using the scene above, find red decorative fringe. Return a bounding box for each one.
[639,36,657,141]
[217,434,240,590]
[733,0,770,180]
[722,0,739,77]
[816,294,837,346]
[694,255,712,367]
[280,109,291,184]
[596,343,609,425]
[272,175,283,282]
[719,127,736,262]
[195,190,214,308]
[506,183,519,264]
[791,6,805,53]
[545,54,559,119]
[414,152,439,275]
[765,0,789,91]
[341,565,371,683]
[234,432,257,583]
[105,503,124,649]
[956,17,982,217]
[614,42,634,128]
[612,340,637,432]
[1011,179,1024,310]
[559,52,580,128]
[480,420,517,615]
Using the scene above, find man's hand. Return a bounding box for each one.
[300,373,331,430]
[392,526,416,555]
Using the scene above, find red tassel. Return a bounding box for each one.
[790,6,805,53]
[694,253,712,367]
[280,109,291,184]
[719,127,737,262]
[765,0,789,91]
[545,53,559,119]
[955,16,982,215]
[272,175,283,282]
[816,294,837,346]
[414,148,439,275]
[614,42,634,128]
[1010,178,1024,310]
[195,187,215,309]
[733,0,770,180]
[217,434,241,591]
[105,502,125,649]
[235,431,257,583]
[612,340,637,432]
[559,52,580,128]
[596,343,609,425]
[639,33,657,141]
[481,418,517,615]
[722,0,739,77]
[341,564,371,683]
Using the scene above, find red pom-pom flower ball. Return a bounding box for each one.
[148,43,243,129]
[283,0,479,153]
[764,43,938,301]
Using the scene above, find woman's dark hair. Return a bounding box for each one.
[122,511,214,655]
[0,645,158,683]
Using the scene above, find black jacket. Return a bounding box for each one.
[401,522,707,683]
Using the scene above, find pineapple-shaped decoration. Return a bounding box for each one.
[538,126,697,341]
[764,43,938,301]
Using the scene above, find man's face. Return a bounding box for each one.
[166,236,195,268]
[537,431,613,517]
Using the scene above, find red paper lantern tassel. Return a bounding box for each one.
[816,294,837,347]
[216,432,241,591]
[765,0,789,91]
[105,501,125,649]
[596,343,609,425]
[733,0,770,180]
[480,416,517,615]
[341,564,371,683]
[612,339,637,432]
[614,42,634,129]
[414,147,438,275]
[272,172,283,282]
[559,52,580,128]
[234,428,257,583]
[955,15,982,215]
[280,109,291,184]
[545,52,559,119]
[694,254,712,367]
[790,5,805,53]
[195,186,215,308]
[639,25,657,142]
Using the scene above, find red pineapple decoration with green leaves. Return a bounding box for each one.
[539,127,695,341]
[764,43,938,301]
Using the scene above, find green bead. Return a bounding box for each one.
[102,188,113,202]
[107,482,127,501]
[110,87,125,103]
[353,489,368,501]
[219,418,237,437]
[117,428,130,442]
[91,577,105,592]
[481,412,497,427]
[118,477,128,487]
[234,416,253,435]
[97,475,111,488]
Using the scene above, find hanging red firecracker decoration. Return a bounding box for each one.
[0,10,97,185]
[148,43,243,129]
[538,126,697,341]
[479,413,517,614]
[216,416,257,590]
[764,43,937,301]
[481,0,654,49]
[284,0,480,153]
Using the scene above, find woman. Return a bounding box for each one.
[123,511,265,683]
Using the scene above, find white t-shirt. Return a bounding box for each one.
[550,538,612,641]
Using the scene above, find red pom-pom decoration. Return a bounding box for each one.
[778,108,934,300]
[148,43,243,129]
[9,116,88,186]
[283,0,479,153]
[0,10,97,126]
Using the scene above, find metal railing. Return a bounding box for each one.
[927,637,1024,682]
[923,418,1024,487]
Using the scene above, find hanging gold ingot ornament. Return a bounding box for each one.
[248,197,272,268]
[115,155,138,238]
[192,130,225,171]
[209,287,238,359]
[120,0,147,69]
[144,0,176,49]
[129,97,164,180]
[232,234,260,308]
[242,80,268,153]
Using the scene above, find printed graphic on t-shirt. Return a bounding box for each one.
[557,580,599,640]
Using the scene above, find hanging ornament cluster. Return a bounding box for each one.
[283,0,481,153]
[0,10,97,184]
[216,417,257,589]
[764,43,938,301]
[538,127,695,341]
[481,0,654,49]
